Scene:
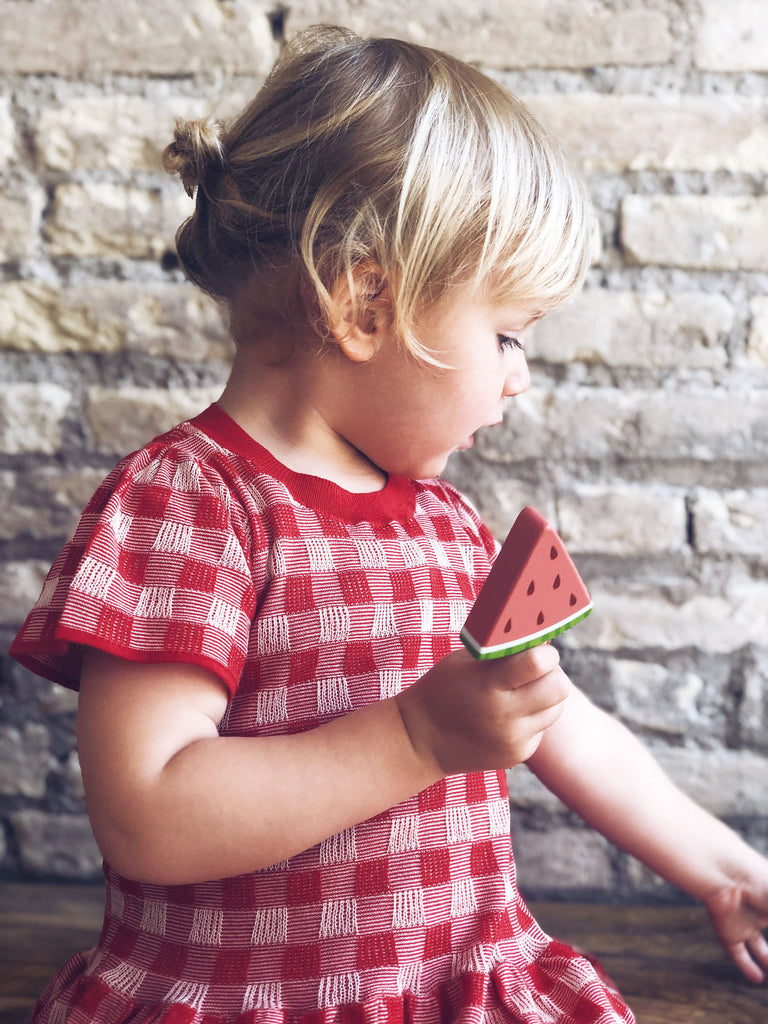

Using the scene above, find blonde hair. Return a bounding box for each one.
[163,26,593,360]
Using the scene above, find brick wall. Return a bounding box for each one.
[1,0,767,896]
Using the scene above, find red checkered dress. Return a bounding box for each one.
[11,404,635,1024]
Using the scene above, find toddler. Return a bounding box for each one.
[11,25,768,1024]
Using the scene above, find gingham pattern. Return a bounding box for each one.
[12,405,634,1024]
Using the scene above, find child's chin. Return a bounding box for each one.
[403,455,450,480]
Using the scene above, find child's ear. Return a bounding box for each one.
[327,264,393,362]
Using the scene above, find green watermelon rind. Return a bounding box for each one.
[460,603,593,660]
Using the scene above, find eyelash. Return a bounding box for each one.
[497,334,524,352]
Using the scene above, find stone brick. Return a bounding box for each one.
[738,656,768,753]
[526,93,768,174]
[690,488,768,559]
[529,290,731,370]
[507,765,566,813]
[0,471,19,538]
[651,746,768,818]
[557,486,687,555]
[63,750,86,806]
[747,298,768,367]
[0,0,275,76]
[0,280,230,359]
[0,467,109,541]
[511,824,615,892]
[48,183,192,260]
[9,662,79,717]
[479,386,768,465]
[0,184,46,261]
[0,96,16,167]
[0,724,55,799]
[621,196,768,272]
[624,856,679,897]
[573,580,768,655]
[34,91,251,173]
[286,0,673,68]
[86,385,221,454]
[608,661,709,738]
[0,383,71,455]
[11,811,102,879]
[442,461,556,544]
[695,0,768,72]
[35,95,206,172]
[0,561,49,627]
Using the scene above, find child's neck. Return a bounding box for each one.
[218,344,388,494]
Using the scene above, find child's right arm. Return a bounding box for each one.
[77,643,569,885]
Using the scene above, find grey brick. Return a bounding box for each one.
[0,562,50,627]
[511,824,615,893]
[11,811,102,880]
[529,290,732,370]
[573,580,768,655]
[286,0,673,68]
[621,196,768,271]
[48,183,191,260]
[86,385,221,453]
[747,298,768,367]
[695,0,768,72]
[0,96,16,167]
[0,185,46,261]
[527,93,768,174]
[0,280,230,359]
[0,0,275,76]
[0,384,71,455]
[557,486,687,555]
[0,724,54,799]
[691,489,768,559]
[479,386,768,465]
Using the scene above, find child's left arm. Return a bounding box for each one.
[525,685,768,984]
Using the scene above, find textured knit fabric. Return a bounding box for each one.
[11,404,635,1024]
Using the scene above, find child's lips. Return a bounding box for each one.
[457,417,503,451]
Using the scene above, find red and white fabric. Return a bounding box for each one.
[11,404,635,1024]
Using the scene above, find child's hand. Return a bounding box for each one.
[396,644,570,776]
[704,868,768,984]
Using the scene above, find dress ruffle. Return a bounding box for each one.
[33,942,633,1024]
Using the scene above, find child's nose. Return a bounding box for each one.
[503,358,531,397]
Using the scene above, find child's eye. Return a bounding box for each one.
[497,334,524,352]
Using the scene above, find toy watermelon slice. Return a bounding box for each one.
[461,506,592,660]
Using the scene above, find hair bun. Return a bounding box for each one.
[163,117,225,197]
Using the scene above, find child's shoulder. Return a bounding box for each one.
[89,408,263,532]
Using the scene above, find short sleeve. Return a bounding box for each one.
[11,448,260,696]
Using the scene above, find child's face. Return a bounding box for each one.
[333,283,534,480]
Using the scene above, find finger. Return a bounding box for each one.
[729,941,766,985]
[514,677,572,733]
[527,642,561,676]
[747,932,768,975]
[495,643,560,689]
[729,942,764,984]
[506,668,570,718]
[525,699,569,737]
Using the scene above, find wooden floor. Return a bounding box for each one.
[2,882,768,1023]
